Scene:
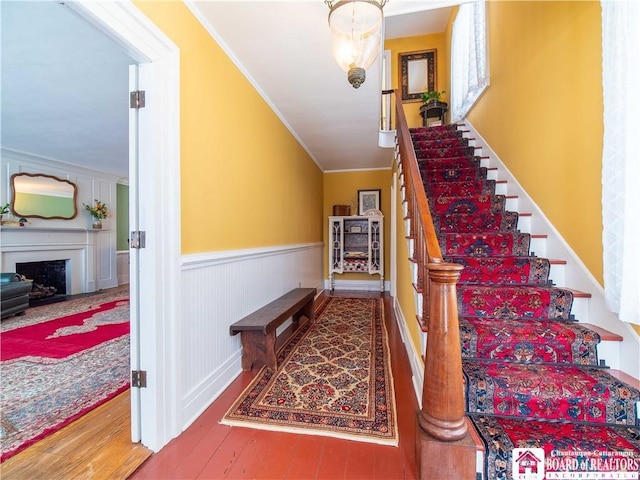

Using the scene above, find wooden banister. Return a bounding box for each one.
[392,91,476,479]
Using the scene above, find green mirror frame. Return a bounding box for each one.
[10,172,78,220]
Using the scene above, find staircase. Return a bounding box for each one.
[404,123,640,479]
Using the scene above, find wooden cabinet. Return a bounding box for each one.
[328,215,383,291]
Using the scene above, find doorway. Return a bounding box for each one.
[65,1,181,452]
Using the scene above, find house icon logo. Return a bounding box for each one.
[512,448,545,480]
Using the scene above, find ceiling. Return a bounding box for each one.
[1,1,455,178]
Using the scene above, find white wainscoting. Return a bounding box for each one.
[117,251,130,286]
[179,242,324,429]
[1,149,120,292]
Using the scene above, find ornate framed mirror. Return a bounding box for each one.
[10,173,78,220]
[399,49,437,102]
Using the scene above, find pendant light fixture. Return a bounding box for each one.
[325,0,388,89]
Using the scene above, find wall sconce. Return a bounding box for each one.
[325,0,387,89]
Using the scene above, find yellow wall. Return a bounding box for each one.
[385,33,448,128]
[466,1,604,283]
[323,169,392,282]
[394,171,422,352]
[134,1,323,254]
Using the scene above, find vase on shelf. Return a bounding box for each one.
[92,218,102,229]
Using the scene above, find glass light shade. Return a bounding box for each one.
[328,1,383,88]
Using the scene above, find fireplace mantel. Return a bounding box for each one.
[1,225,117,294]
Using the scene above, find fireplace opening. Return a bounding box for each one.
[16,260,68,306]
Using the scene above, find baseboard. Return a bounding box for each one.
[393,297,423,408]
[181,351,242,430]
[323,278,389,292]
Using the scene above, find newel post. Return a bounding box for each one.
[416,262,476,479]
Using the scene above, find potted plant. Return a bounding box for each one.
[84,199,110,229]
[420,90,448,126]
[1,203,11,225]
[421,90,447,106]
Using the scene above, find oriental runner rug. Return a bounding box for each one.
[0,290,130,461]
[221,296,398,446]
[412,124,640,479]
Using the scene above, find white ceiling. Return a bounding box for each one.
[1,1,135,179]
[1,1,454,178]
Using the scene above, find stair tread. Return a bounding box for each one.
[579,323,623,341]
[607,369,640,389]
[563,288,592,298]
[549,259,567,264]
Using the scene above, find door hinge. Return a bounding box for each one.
[131,231,146,249]
[130,90,146,109]
[131,370,147,388]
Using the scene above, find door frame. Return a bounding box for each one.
[68,0,181,452]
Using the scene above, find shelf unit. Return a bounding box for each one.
[328,215,383,291]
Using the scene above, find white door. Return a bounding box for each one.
[71,1,182,452]
[128,63,142,442]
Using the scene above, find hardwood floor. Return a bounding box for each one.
[1,291,420,479]
[0,390,152,479]
[131,291,419,479]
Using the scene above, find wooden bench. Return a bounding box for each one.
[230,288,316,371]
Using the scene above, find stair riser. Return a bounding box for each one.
[597,339,620,370]
[516,214,531,233]
[529,236,546,257]
[548,262,566,287]
[505,196,518,211]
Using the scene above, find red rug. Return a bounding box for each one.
[415,145,476,158]
[1,291,130,461]
[1,299,129,361]
[426,179,496,197]
[448,256,550,285]
[457,285,573,319]
[461,316,600,365]
[422,165,487,182]
[431,194,506,215]
[436,211,519,233]
[464,360,640,424]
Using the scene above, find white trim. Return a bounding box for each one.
[390,172,397,297]
[182,242,323,270]
[324,166,393,174]
[324,278,391,291]
[393,297,423,408]
[1,148,123,184]
[68,0,182,452]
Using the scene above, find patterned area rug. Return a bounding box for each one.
[464,360,640,425]
[460,317,600,365]
[1,289,130,461]
[221,297,398,446]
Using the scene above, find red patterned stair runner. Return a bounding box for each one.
[412,124,640,479]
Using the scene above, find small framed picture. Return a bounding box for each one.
[350,226,362,233]
[357,189,381,215]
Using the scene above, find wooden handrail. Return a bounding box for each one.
[391,90,475,479]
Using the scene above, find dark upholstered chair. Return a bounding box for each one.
[1,273,33,319]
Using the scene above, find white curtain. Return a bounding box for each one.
[450,0,489,122]
[601,1,640,325]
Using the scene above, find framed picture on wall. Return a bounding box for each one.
[400,49,437,102]
[358,189,381,215]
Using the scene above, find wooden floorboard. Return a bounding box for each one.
[0,390,152,480]
[1,290,419,479]
[131,291,420,479]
